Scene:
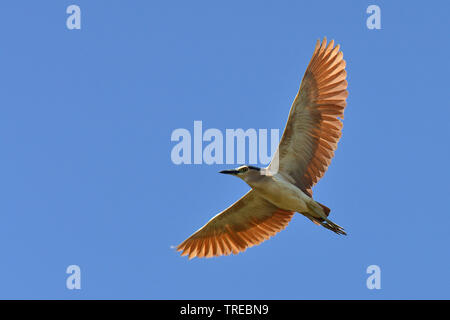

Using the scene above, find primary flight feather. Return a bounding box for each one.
[177,38,348,259]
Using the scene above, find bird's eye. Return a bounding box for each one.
[240,167,248,173]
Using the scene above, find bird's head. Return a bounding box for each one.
[219,165,263,185]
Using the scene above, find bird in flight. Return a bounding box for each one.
[177,37,348,259]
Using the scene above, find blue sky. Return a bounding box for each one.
[0,1,449,299]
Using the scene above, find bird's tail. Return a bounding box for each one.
[318,202,331,216]
[304,201,347,235]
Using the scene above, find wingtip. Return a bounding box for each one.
[327,39,334,50]
[175,242,184,252]
[321,37,327,49]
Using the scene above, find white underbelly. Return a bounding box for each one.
[255,176,310,212]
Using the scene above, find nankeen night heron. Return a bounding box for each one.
[177,38,348,259]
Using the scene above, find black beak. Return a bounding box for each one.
[219,169,239,175]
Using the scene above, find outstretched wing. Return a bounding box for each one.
[177,190,294,259]
[269,38,348,196]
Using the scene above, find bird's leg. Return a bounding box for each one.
[320,221,347,235]
[306,199,346,235]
